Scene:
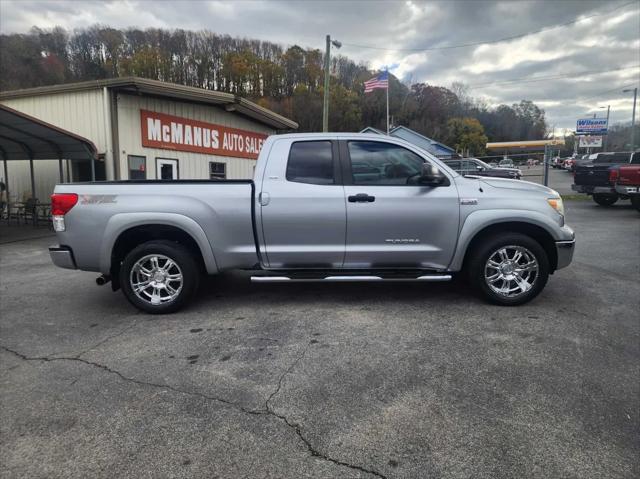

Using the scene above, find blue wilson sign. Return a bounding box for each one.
[576,118,608,134]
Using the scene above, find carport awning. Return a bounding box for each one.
[0,104,97,161]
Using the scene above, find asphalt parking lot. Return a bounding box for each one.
[1,201,638,478]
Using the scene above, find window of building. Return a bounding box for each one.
[128,155,146,180]
[348,141,424,185]
[286,141,334,185]
[210,162,226,179]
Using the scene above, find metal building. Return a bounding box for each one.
[0,77,297,202]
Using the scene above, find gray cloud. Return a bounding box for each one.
[1,0,638,131]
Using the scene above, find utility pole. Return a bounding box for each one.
[322,35,341,132]
[623,88,637,150]
[601,105,610,150]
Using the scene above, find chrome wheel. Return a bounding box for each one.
[484,245,539,298]
[129,254,183,305]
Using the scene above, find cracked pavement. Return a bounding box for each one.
[1,200,639,478]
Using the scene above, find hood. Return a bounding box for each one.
[475,176,558,196]
[494,166,520,173]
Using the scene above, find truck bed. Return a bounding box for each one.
[54,180,259,274]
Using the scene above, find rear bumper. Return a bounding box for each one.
[571,184,616,194]
[555,239,575,270]
[49,245,77,270]
[615,184,639,195]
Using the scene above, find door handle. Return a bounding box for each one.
[258,192,270,206]
[348,193,375,203]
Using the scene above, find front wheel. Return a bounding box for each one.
[120,240,200,314]
[631,195,640,212]
[468,233,549,306]
[592,193,618,206]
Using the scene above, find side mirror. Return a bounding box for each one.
[419,163,446,186]
[476,165,483,171]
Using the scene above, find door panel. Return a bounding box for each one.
[342,140,460,270]
[259,139,346,269]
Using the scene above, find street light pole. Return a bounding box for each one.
[322,35,341,133]
[623,88,637,150]
[322,35,331,133]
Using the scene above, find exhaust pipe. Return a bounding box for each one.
[96,275,111,286]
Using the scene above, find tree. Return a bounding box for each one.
[0,25,548,138]
[445,117,488,156]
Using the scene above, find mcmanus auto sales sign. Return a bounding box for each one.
[141,110,267,160]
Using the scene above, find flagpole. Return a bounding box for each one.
[386,68,389,134]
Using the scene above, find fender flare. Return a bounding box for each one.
[448,209,564,271]
[99,212,219,274]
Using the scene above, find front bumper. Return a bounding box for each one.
[49,245,77,270]
[555,239,575,270]
[615,184,639,195]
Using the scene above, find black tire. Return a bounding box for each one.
[592,193,618,206]
[120,240,200,314]
[631,195,640,212]
[467,233,550,306]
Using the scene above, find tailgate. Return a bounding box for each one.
[618,166,640,185]
[574,165,611,186]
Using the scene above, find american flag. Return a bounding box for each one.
[364,71,389,93]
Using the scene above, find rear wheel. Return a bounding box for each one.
[120,240,200,314]
[592,193,618,206]
[468,233,549,306]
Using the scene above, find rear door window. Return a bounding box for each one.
[286,141,334,185]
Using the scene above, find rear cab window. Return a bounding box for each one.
[286,141,335,185]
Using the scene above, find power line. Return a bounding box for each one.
[341,1,637,52]
[577,82,640,103]
[467,65,640,89]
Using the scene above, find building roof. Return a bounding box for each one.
[389,126,456,156]
[359,125,456,156]
[0,77,298,131]
[0,103,97,161]
[359,126,386,135]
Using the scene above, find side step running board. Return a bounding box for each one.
[251,275,452,283]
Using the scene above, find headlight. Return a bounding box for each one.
[547,197,564,216]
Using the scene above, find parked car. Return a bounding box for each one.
[443,158,522,179]
[551,157,564,169]
[563,158,575,171]
[499,158,515,168]
[49,133,575,313]
[612,164,640,211]
[572,151,639,205]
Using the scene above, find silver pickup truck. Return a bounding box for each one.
[49,133,575,313]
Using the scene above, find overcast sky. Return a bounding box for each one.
[1,0,638,132]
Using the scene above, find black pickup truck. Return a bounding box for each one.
[443,158,522,179]
[572,151,639,206]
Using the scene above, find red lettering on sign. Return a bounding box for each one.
[141,110,268,160]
